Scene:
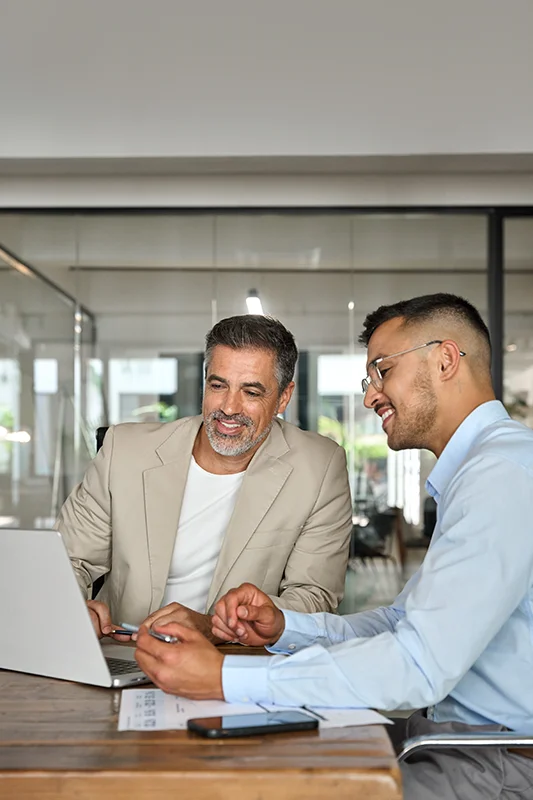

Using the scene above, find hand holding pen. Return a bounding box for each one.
[87,599,179,643]
[87,599,132,641]
[118,622,179,644]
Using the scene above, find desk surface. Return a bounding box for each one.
[0,649,401,800]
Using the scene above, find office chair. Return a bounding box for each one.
[398,731,533,762]
[96,426,109,453]
[91,426,109,599]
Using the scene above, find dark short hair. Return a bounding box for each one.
[359,293,491,355]
[205,315,298,393]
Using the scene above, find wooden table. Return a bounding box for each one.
[0,648,402,799]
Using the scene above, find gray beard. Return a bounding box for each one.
[204,417,274,457]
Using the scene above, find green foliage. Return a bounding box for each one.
[353,438,388,461]
[0,407,15,429]
[317,414,344,444]
[318,414,388,465]
[160,404,179,421]
[0,407,15,466]
[131,402,179,422]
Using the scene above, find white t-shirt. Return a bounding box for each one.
[162,457,245,612]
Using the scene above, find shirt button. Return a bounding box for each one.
[288,644,296,651]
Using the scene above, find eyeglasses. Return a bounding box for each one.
[361,339,466,394]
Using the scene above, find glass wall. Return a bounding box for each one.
[0,211,490,544]
[0,246,96,528]
[504,217,533,429]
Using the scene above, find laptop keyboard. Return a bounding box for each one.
[106,657,142,675]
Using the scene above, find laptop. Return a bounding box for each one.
[0,528,150,688]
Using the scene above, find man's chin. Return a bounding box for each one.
[386,433,422,452]
[210,435,253,457]
[384,428,404,452]
[386,437,402,452]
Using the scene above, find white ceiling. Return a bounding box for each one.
[1,0,533,161]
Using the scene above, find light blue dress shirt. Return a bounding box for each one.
[222,401,533,732]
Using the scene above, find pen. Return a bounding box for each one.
[120,621,179,644]
[301,705,327,721]
[110,628,133,636]
[258,702,326,722]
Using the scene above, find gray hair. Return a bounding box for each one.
[205,315,298,394]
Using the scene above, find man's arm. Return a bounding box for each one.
[55,426,115,598]
[224,457,533,709]
[272,446,352,613]
[270,603,406,653]
[212,582,406,652]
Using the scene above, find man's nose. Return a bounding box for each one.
[363,383,381,410]
[219,390,243,416]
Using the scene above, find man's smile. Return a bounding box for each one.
[377,406,395,430]
[215,418,246,436]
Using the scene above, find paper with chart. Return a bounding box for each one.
[117,688,259,731]
[118,687,392,731]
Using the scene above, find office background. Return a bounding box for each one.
[1,1,532,596]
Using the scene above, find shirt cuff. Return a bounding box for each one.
[222,655,272,705]
[267,609,322,654]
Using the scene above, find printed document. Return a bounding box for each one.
[118,688,392,731]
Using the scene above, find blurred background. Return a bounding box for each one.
[1,0,533,609]
[1,210,532,608]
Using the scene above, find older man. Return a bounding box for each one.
[57,314,352,642]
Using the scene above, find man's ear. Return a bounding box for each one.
[437,341,463,382]
[277,381,295,414]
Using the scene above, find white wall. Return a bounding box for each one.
[1,0,533,160]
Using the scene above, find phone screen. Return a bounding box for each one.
[188,710,318,737]
[221,711,314,729]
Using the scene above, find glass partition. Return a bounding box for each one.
[504,217,533,429]
[0,248,96,528]
[0,211,489,546]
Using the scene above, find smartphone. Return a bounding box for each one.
[187,710,318,738]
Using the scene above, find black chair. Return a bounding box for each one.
[91,426,109,599]
[96,426,109,453]
[349,509,396,563]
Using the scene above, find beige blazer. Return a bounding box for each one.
[56,416,352,626]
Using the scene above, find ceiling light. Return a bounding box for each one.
[246,289,264,315]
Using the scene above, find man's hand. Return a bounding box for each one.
[212,583,286,647]
[135,622,224,699]
[134,602,220,644]
[86,600,131,641]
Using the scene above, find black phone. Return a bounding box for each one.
[187,710,318,738]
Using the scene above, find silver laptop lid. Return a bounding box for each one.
[0,528,144,687]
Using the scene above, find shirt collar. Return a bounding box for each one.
[426,400,509,502]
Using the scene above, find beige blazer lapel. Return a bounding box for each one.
[206,421,293,609]
[143,416,203,612]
